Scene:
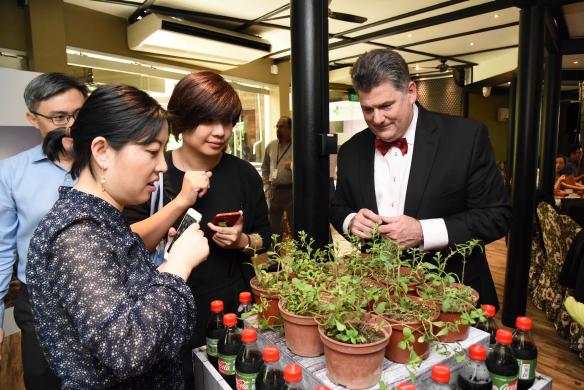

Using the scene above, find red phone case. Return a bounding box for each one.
[212,212,240,227]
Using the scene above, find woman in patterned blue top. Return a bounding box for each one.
[26,85,209,389]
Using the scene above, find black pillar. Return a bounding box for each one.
[539,50,562,196]
[503,5,544,327]
[506,71,517,187]
[290,0,331,248]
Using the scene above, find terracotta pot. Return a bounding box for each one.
[318,314,391,389]
[416,283,479,343]
[377,298,440,364]
[278,300,324,357]
[250,276,281,326]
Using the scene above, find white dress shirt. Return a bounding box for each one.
[343,104,449,251]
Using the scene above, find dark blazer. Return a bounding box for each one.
[330,105,511,309]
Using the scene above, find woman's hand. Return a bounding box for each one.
[207,210,246,249]
[160,223,209,281]
[175,171,212,208]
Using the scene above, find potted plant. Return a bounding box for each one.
[374,294,440,365]
[316,275,391,389]
[415,240,484,342]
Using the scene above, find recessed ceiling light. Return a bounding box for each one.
[574,60,579,64]
[494,14,499,18]
[407,33,412,38]
[507,81,511,85]
[415,73,419,76]
[470,42,475,46]
[415,64,420,70]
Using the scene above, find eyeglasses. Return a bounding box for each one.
[31,111,79,126]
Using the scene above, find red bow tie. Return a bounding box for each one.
[375,138,408,156]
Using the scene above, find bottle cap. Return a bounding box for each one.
[210,300,224,313]
[396,383,416,390]
[482,304,496,318]
[263,346,280,363]
[241,328,256,343]
[239,291,252,303]
[469,344,487,361]
[496,328,513,345]
[516,316,532,331]
[223,313,237,327]
[284,363,302,383]
[431,364,450,383]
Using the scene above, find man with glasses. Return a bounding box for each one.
[0,73,87,389]
[262,116,293,238]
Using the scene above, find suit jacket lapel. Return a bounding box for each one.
[404,107,439,217]
[360,129,378,214]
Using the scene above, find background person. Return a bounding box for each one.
[565,144,584,178]
[123,71,271,389]
[0,72,87,389]
[262,116,293,238]
[26,84,209,389]
[330,49,511,309]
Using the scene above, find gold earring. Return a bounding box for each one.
[100,176,106,192]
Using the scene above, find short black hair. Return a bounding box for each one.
[24,73,88,112]
[568,144,582,155]
[69,84,166,179]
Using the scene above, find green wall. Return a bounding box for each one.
[468,93,510,162]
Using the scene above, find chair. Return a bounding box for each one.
[528,221,546,300]
[531,202,581,322]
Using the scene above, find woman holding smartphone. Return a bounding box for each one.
[123,71,271,388]
[26,85,209,389]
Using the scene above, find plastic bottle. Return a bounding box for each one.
[475,304,498,353]
[396,383,416,390]
[218,313,243,389]
[283,363,304,389]
[235,328,263,390]
[511,316,538,390]
[255,346,285,390]
[486,329,518,390]
[206,300,225,369]
[457,344,492,390]
[237,291,253,331]
[428,364,451,389]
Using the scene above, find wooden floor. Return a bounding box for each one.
[486,238,584,389]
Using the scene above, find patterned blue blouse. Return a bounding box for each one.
[26,187,196,389]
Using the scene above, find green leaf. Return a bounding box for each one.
[398,340,407,350]
[335,320,346,331]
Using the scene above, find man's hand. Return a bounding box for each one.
[348,208,383,239]
[207,211,246,249]
[379,215,423,248]
[175,171,212,208]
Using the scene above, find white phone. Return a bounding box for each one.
[166,208,202,253]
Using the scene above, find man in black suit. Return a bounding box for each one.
[330,49,511,309]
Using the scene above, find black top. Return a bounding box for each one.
[26,187,195,389]
[124,151,270,345]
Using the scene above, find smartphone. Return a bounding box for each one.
[212,211,241,227]
[166,208,202,253]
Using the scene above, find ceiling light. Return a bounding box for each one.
[494,14,499,19]
[574,60,579,64]
[415,64,420,70]
[470,42,474,46]
[407,33,412,38]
